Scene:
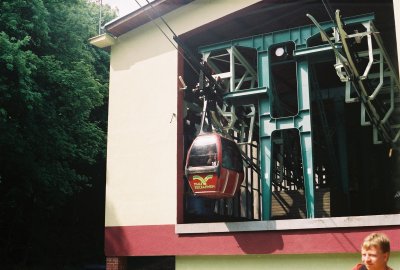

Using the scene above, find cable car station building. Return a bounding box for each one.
[90,0,400,269]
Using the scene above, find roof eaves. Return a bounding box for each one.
[104,0,194,37]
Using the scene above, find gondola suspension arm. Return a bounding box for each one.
[307,11,394,145]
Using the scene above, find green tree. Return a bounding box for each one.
[0,0,116,268]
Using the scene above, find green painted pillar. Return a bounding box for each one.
[297,59,315,218]
[259,54,315,219]
[258,51,273,220]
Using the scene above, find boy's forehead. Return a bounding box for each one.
[362,246,383,253]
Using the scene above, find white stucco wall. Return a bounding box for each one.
[105,0,261,227]
[106,25,178,227]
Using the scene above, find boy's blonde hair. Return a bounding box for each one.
[362,233,391,253]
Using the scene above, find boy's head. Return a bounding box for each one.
[361,233,390,254]
[361,233,390,270]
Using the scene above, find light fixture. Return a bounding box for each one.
[275,47,285,57]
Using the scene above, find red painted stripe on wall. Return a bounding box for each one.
[104,224,400,256]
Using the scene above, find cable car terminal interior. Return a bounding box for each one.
[180,0,400,224]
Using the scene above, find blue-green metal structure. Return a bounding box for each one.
[198,13,377,220]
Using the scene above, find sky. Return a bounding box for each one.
[101,0,153,17]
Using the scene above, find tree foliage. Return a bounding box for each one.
[0,0,116,268]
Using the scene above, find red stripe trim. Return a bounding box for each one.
[105,224,400,256]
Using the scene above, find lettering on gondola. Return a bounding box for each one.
[192,175,216,189]
[194,185,216,189]
[193,175,213,185]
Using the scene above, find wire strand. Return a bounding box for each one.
[133,0,177,50]
[321,0,335,24]
[133,0,200,77]
[144,0,179,38]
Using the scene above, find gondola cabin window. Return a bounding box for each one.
[221,136,243,172]
[187,136,218,167]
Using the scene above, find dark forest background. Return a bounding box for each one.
[0,0,116,269]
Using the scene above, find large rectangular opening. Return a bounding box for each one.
[177,0,399,225]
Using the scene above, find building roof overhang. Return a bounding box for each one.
[89,33,117,48]
[104,0,194,37]
[96,0,395,66]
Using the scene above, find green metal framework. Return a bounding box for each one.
[198,13,384,220]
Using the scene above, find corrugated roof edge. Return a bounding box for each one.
[104,0,194,37]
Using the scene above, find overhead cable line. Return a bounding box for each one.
[321,0,335,24]
[133,0,201,77]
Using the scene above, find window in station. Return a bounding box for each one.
[179,0,399,224]
[269,42,298,118]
